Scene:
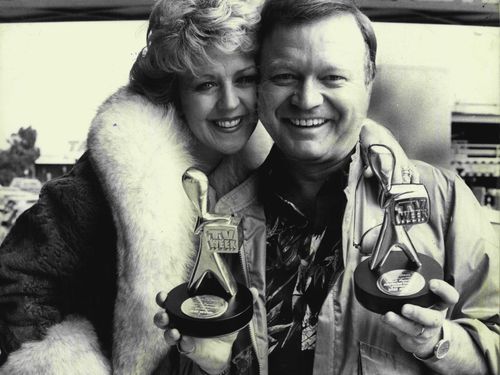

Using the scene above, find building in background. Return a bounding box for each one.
[35,140,85,182]
[1,0,498,226]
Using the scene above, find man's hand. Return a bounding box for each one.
[154,291,237,375]
[360,120,420,184]
[380,279,459,358]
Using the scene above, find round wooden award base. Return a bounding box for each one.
[354,252,443,315]
[164,282,253,337]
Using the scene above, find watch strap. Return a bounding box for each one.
[413,321,450,362]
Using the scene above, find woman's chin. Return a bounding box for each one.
[213,141,246,156]
[210,132,253,155]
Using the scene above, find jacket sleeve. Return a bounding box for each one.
[443,174,499,374]
[0,152,115,374]
[153,350,230,375]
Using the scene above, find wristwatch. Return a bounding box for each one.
[413,323,450,362]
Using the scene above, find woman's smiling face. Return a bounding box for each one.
[178,48,258,155]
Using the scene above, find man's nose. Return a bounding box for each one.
[218,84,239,111]
[291,79,323,109]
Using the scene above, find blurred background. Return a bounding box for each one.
[0,0,498,241]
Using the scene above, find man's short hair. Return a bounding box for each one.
[258,0,377,84]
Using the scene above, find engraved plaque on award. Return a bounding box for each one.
[354,145,443,315]
[163,168,253,337]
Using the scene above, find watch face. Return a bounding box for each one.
[435,339,450,359]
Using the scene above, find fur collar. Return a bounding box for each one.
[87,87,271,373]
[88,87,198,374]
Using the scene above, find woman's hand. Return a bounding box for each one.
[154,291,236,375]
[360,120,419,184]
[380,279,459,358]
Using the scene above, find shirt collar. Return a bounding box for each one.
[260,146,351,231]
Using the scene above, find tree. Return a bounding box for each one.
[0,127,40,186]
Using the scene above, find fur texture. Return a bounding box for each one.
[0,316,111,375]
[1,87,271,374]
[87,88,198,374]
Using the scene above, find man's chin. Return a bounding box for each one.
[281,146,326,163]
[278,140,356,166]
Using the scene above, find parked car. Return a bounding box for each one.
[0,178,41,242]
[9,177,42,194]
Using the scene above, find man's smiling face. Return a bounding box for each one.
[258,14,373,165]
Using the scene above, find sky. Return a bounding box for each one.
[0,20,148,157]
[0,20,498,161]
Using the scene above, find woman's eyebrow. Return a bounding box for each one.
[237,65,258,73]
[189,73,216,81]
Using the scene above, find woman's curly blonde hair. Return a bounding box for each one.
[130,0,263,105]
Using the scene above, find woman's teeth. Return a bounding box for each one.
[215,118,241,128]
[289,118,327,127]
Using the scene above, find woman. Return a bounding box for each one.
[0,1,264,374]
[0,0,413,374]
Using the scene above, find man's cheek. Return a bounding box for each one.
[258,91,274,117]
[258,84,272,101]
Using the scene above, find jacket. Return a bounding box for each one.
[1,86,497,374]
[213,146,499,374]
[0,87,267,374]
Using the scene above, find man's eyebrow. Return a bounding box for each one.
[266,59,296,70]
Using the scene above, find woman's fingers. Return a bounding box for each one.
[178,335,196,355]
[154,310,169,328]
[164,328,181,346]
[156,291,168,307]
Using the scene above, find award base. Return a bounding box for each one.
[354,251,443,315]
[164,282,253,337]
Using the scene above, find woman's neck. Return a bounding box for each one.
[190,141,224,175]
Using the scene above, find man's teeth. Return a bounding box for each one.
[289,118,327,127]
[215,118,241,128]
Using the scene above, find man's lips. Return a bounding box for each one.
[286,118,329,127]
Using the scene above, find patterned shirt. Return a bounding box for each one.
[260,151,348,375]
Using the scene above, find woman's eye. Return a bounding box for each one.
[195,81,217,91]
[237,74,258,85]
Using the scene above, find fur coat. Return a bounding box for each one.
[0,87,270,374]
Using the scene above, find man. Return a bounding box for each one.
[156,1,498,374]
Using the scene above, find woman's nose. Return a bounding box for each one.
[218,84,239,111]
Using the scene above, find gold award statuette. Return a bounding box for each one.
[164,168,253,337]
[354,145,443,315]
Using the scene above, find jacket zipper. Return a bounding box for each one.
[326,268,344,375]
[239,242,262,375]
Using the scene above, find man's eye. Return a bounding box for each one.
[323,75,346,84]
[237,74,258,85]
[195,82,217,91]
[271,73,296,85]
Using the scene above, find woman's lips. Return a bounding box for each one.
[213,117,242,129]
